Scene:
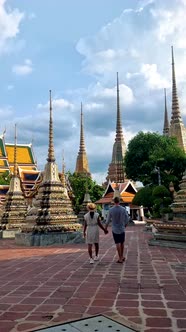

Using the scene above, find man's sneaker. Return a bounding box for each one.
[89,258,94,264]
[94,255,99,261]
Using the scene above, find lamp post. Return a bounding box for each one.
[154,166,161,185]
[169,181,175,201]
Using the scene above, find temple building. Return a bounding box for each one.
[106,72,126,183]
[0,133,40,200]
[96,180,144,221]
[75,103,91,177]
[0,125,28,229]
[169,46,186,152]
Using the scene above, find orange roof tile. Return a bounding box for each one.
[6,145,34,164]
[96,191,135,204]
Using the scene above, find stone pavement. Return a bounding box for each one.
[0,225,186,332]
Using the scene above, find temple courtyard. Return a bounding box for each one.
[0,225,186,332]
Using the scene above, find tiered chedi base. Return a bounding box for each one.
[35,182,78,225]
[149,172,186,248]
[18,163,84,246]
[171,172,186,221]
[25,162,80,226]
[149,221,186,248]
[1,175,27,230]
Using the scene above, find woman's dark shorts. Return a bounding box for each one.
[112,232,125,244]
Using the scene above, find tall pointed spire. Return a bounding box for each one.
[75,103,91,177]
[170,46,182,123]
[163,88,169,136]
[169,46,186,152]
[26,90,78,226]
[47,90,55,163]
[106,73,126,184]
[80,102,86,153]
[116,72,124,142]
[13,124,18,176]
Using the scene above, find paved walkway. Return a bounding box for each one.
[0,225,186,332]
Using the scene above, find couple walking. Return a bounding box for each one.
[83,197,129,264]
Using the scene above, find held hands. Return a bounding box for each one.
[83,232,86,238]
[104,228,108,234]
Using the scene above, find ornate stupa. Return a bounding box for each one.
[60,153,68,198]
[169,46,186,152]
[149,172,186,248]
[75,103,91,177]
[106,72,126,183]
[163,88,170,136]
[78,177,91,223]
[1,125,28,229]
[171,171,186,221]
[25,91,79,230]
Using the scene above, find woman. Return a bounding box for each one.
[84,202,108,264]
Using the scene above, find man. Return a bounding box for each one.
[105,196,129,263]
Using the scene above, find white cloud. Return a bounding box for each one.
[3,0,186,185]
[140,63,170,89]
[84,102,104,111]
[76,0,186,88]
[91,82,134,106]
[37,98,74,111]
[12,59,33,75]
[0,106,13,119]
[151,2,186,47]
[0,0,24,54]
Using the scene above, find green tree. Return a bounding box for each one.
[67,172,104,213]
[0,171,11,185]
[152,185,172,218]
[132,186,154,210]
[124,132,186,189]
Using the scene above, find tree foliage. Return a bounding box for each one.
[67,172,104,213]
[0,171,11,185]
[152,185,172,218]
[132,186,154,209]
[124,132,186,190]
[133,184,172,218]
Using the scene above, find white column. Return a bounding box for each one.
[139,205,145,221]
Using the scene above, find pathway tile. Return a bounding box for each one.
[0,225,185,332]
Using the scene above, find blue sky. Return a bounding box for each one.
[1,0,186,184]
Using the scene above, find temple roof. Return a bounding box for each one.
[6,143,35,165]
[96,180,137,205]
[0,159,9,169]
[104,180,137,196]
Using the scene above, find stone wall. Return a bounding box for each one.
[15,231,85,246]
